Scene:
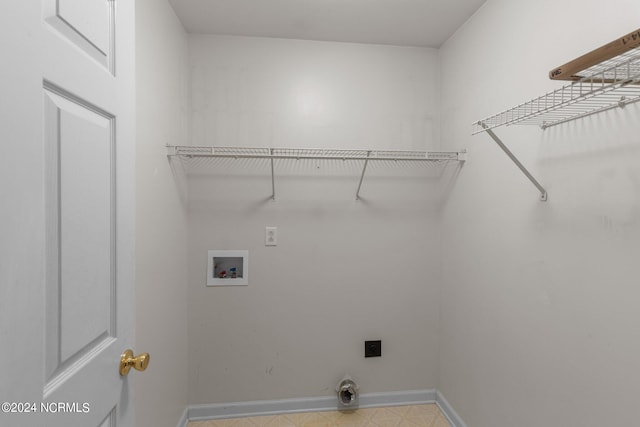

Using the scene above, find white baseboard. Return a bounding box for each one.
[435,391,468,427]
[179,389,468,427]
[175,407,189,427]
[187,389,436,421]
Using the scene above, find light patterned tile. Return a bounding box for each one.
[333,410,368,425]
[383,405,411,416]
[334,419,367,427]
[368,407,404,420]
[350,409,373,420]
[333,411,368,426]
[401,416,431,426]
[243,415,291,426]
[369,418,401,427]
[190,419,239,427]
[218,421,238,427]
[404,405,439,417]
[322,411,344,421]
[267,415,298,426]
[188,404,452,427]
[282,412,313,424]
[232,419,260,427]
[333,409,364,418]
[303,411,335,422]
[420,414,439,425]
[242,415,284,426]
[433,415,452,427]
[301,412,335,427]
[208,422,231,427]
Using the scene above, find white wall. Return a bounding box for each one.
[135,1,190,426]
[186,35,447,404]
[189,35,440,151]
[439,1,640,426]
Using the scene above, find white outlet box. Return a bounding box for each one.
[265,226,277,246]
[207,250,248,286]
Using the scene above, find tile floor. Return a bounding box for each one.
[188,404,452,427]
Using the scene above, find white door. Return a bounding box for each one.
[0,1,137,427]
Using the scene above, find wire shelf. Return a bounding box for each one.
[167,145,467,200]
[473,48,640,134]
[168,146,464,162]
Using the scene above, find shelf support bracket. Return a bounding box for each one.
[355,151,372,200]
[270,148,276,200]
[479,122,548,201]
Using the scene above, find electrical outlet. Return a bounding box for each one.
[365,340,381,358]
[265,226,277,246]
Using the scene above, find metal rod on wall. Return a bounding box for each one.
[480,122,548,201]
[355,151,371,200]
[270,148,275,200]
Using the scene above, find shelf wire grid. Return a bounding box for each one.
[473,48,640,134]
[168,146,463,162]
[167,146,466,200]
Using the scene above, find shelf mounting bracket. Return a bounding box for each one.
[270,148,276,200]
[479,122,548,201]
[355,150,371,200]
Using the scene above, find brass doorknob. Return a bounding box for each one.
[119,349,150,376]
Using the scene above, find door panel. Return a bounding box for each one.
[43,0,115,72]
[43,85,116,384]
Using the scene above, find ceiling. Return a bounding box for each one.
[168,0,487,48]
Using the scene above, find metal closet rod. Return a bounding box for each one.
[177,153,451,160]
[167,145,466,201]
[168,151,462,162]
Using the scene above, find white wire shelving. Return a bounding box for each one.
[167,145,467,200]
[473,49,640,134]
[472,44,640,201]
